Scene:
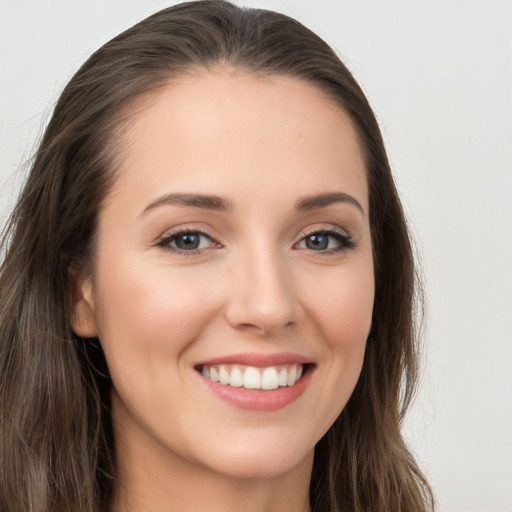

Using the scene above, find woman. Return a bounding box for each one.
[0,1,435,511]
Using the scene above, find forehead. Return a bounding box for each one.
[109,69,368,211]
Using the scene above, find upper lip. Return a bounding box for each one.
[195,352,314,367]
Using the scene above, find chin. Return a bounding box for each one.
[190,429,315,480]
[207,449,313,481]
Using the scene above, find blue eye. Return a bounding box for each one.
[297,229,355,252]
[304,233,330,250]
[158,231,216,252]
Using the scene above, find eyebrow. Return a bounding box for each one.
[140,191,365,217]
[295,192,365,216]
[141,192,232,216]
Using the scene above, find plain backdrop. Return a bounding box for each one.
[1,1,511,511]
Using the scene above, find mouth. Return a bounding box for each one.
[195,362,312,390]
[194,353,315,411]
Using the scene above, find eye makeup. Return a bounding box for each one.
[295,225,356,253]
[155,223,356,257]
[156,228,221,256]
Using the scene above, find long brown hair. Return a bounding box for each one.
[0,1,434,510]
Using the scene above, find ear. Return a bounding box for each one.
[70,269,99,338]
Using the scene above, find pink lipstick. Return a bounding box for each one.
[195,352,314,411]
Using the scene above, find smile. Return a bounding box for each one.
[194,353,314,411]
[198,363,304,390]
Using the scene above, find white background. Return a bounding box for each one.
[1,1,511,511]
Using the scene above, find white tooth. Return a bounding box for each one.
[209,367,219,383]
[296,365,303,381]
[219,365,230,385]
[229,368,243,387]
[243,367,261,389]
[261,367,279,390]
[201,366,209,378]
[287,365,297,386]
[278,368,288,387]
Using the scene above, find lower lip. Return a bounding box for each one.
[199,367,313,411]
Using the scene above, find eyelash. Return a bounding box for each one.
[156,226,356,255]
[298,226,356,253]
[157,228,219,256]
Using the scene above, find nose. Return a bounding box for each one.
[224,246,302,336]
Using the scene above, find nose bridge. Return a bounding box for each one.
[226,240,299,335]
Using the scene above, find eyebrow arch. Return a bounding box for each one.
[295,192,365,216]
[140,193,232,216]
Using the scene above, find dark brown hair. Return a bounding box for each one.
[0,1,434,511]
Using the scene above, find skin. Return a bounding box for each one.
[73,68,374,512]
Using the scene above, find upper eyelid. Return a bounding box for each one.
[157,226,217,241]
[298,224,351,239]
[156,228,220,252]
[297,229,351,243]
[302,226,347,235]
[156,223,353,247]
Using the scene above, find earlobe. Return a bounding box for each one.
[70,274,99,338]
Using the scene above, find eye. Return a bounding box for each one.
[157,230,218,253]
[296,228,355,252]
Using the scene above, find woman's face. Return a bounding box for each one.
[74,69,374,480]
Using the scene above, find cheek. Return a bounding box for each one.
[300,257,374,424]
[308,260,374,350]
[93,255,223,371]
